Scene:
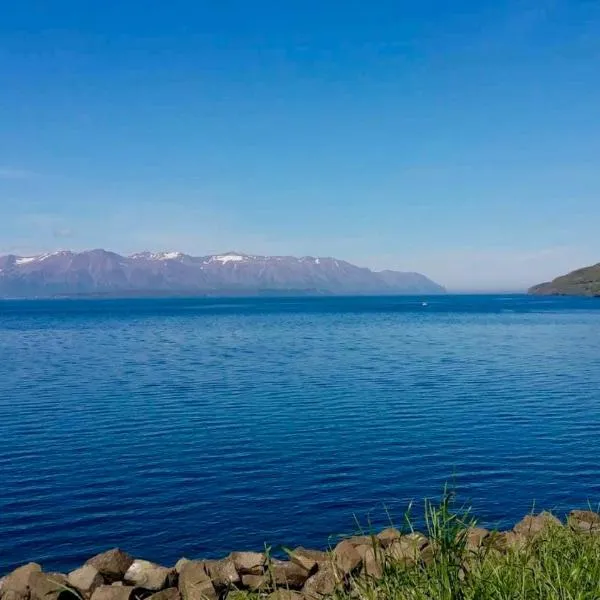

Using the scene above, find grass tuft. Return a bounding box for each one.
[338,488,600,600]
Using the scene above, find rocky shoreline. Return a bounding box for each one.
[1,510,599,600]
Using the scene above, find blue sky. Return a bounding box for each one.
[1,0,599,291]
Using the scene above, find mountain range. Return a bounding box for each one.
[0,249,445,297]
[529,262,600,297]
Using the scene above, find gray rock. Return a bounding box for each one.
[45,575,69,585]
[28,572,78,600]
[202,559,240,588]
[178,562,217,600]
[302,564,338,600]
[513,513,561,538]
[1,563,42,598]
[90,586,135,600]
[287,549,327,574]
[460,528,490,552]
[406,532,429,551]
[353,545,372,561]
[346,536,375,548]
[2,591,30,600]
[269,560,311,590]
[568,510,600,533]
[488,531,527,552]
[333,541,361,576]
[386,534,428,566]
[124,561,175,591]
[240,575,268,591]
[229,553,265,576]
[68,565,104,598]
[361,548,383,579]
[376,528,402,548]
[87,550,134,584]
[174,561,189,576]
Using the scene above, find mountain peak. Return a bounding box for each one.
[0,248,446,297]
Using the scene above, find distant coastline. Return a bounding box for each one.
[0,249,445,298]
[529,262,600,297]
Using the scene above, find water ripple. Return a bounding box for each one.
[1,295,600,573]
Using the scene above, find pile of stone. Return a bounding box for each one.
[1,510,598,600]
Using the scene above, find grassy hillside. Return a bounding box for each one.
[529,263,600,296]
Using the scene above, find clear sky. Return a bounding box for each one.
[1,0,599,291]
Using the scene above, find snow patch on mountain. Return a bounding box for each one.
[16,256,38,265]
[15,251,70,265]
[209,253,248,264]
[130,251,185,261]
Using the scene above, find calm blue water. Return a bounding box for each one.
[1,295,600,574]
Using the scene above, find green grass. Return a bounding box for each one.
[339,491,600,600]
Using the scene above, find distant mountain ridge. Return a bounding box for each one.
[529,262,600,297]
[0,249,446,297]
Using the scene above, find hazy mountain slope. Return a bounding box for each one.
[529,263,600,297]
[0,250,446,297]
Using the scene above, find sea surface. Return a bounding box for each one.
[1,295,600,574]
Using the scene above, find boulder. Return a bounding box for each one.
[202,559,240,588]
[2,590,29,600]
[376,528,402,548]
[1,564,42,599]
[45,575,69,586]
[513,512,561,539]
[406,533,428,551]
[420,544,436,567]
[68,565,104,598]
[229,553,265,576]
[287,549,327,574]
[460,527,490,552]
[346,536,375,548]
[87,550,134,583]
[302,564,338,600]
[173,561,189,576]
[90,586,136,600]
[568,510,600,533]
[332,541,361,575]
[147,588,180,600]
[240,575,268,591]
[269,560,311,590]
[352,545,372,561]
[386,534,428,566]
[178,562,217,600]
[267,591,305,600]
[361,548,382,579]
[28,572,79,600]
[487,531,527,552]
[124,561,175,591]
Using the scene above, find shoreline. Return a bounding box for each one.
[2,508,599,600]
